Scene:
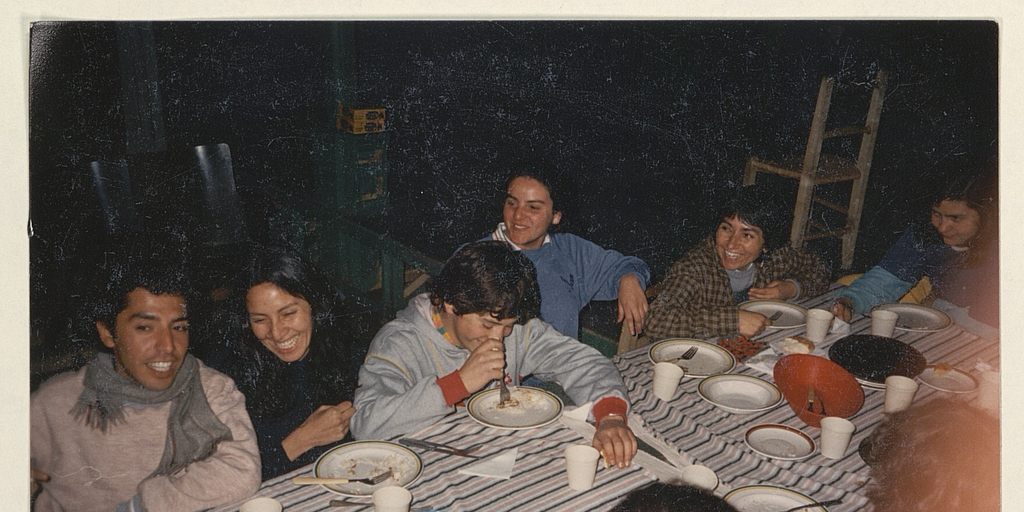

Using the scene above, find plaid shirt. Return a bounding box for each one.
[644,236,830,341]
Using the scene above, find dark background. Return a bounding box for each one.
[28,20,998,384]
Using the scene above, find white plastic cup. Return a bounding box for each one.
[652,362,686,401]
[978,370,999,411]
[804,308,834,344]
[884,375,919,413]
[239,497,283,512]
[680,464,719,491]
[871,309,899,337]
[819,416,856,460]
[564,444,601,490]
[372,486,412,512]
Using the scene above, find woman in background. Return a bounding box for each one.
[484,164,651,339]
[829,158,998,339]
[645,185,830,341]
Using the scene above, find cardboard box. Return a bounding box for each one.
[338,103,386,122]
[337,116,385,134]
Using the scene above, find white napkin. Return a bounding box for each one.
[562,402,593,422]
[742,346,780,376]
[457,447,519,479]
[830,316,851,336]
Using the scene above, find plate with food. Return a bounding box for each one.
[648,339,737,377]
[698,374,783,414]
[739,300,807,328]
[872,303,952,332]
[466,386,563,430]
[772,335,817,355]
[917,363,978,393]
[313,441,422,497]
[724,485,832,511]
[744,424,816,461]
[828,334,927,386]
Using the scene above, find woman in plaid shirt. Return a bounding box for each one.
[645,186,830,341]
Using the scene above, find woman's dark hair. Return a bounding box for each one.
[428,241,541,324]
[233,241,359,420]
[501,156,579,231]
[921,156,998,267]
[716,185,792,253]
[612,483,739,512]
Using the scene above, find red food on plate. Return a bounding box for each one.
[717,335,765,362]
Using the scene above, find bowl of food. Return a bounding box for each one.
[773,354,864,428]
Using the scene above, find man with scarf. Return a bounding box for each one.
[31,255,261,512]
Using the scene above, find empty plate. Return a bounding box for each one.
[828,334,927,385]
[918,365,979,393]
[744,424,816,460]
[724,485,831,511]
[698,374,783,414]
[739,300,808,328]
[873,303,952,332]
[649,339,737,378]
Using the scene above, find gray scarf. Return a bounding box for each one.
[71,353,233,476]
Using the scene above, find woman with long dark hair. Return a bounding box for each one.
[829,157,998,338]
[223,242,362,480]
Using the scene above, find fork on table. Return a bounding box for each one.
[291,469,394,486]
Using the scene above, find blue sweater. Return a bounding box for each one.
[485,231,650,337]
[836,225,998,330]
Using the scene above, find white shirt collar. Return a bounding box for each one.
[493,222,551,250]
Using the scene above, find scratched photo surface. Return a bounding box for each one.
[28,21,997,387]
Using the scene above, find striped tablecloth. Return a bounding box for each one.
[613,287,999,512]
[212,410,658,512]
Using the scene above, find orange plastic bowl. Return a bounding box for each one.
[773,354,864,428]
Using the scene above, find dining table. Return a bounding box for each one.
[211,395,661,512]
[613,285,999,511]
[212,285,998,512]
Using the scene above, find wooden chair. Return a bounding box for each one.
[616,282,662,355]
[743,70,887,270]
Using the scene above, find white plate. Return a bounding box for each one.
[698,374,783,414]
[739,300,808,328]
[724,485,830,512]
[873,303,952,332]
[744,424,816,461]
[648,339,737,378]
[314,441,423,497]
[467,386,563,430]
[918,365,979,393]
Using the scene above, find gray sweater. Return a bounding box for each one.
[351,294,630,440]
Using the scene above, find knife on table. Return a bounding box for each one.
[398,437,481,458]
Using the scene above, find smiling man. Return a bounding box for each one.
[31,253,261,512]
[351,241,638,468]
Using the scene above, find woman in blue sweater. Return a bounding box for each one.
[221,243,362,480]
[829,160,998,339]
[484,168,651,340]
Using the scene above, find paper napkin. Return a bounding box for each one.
[457,447,519,479]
